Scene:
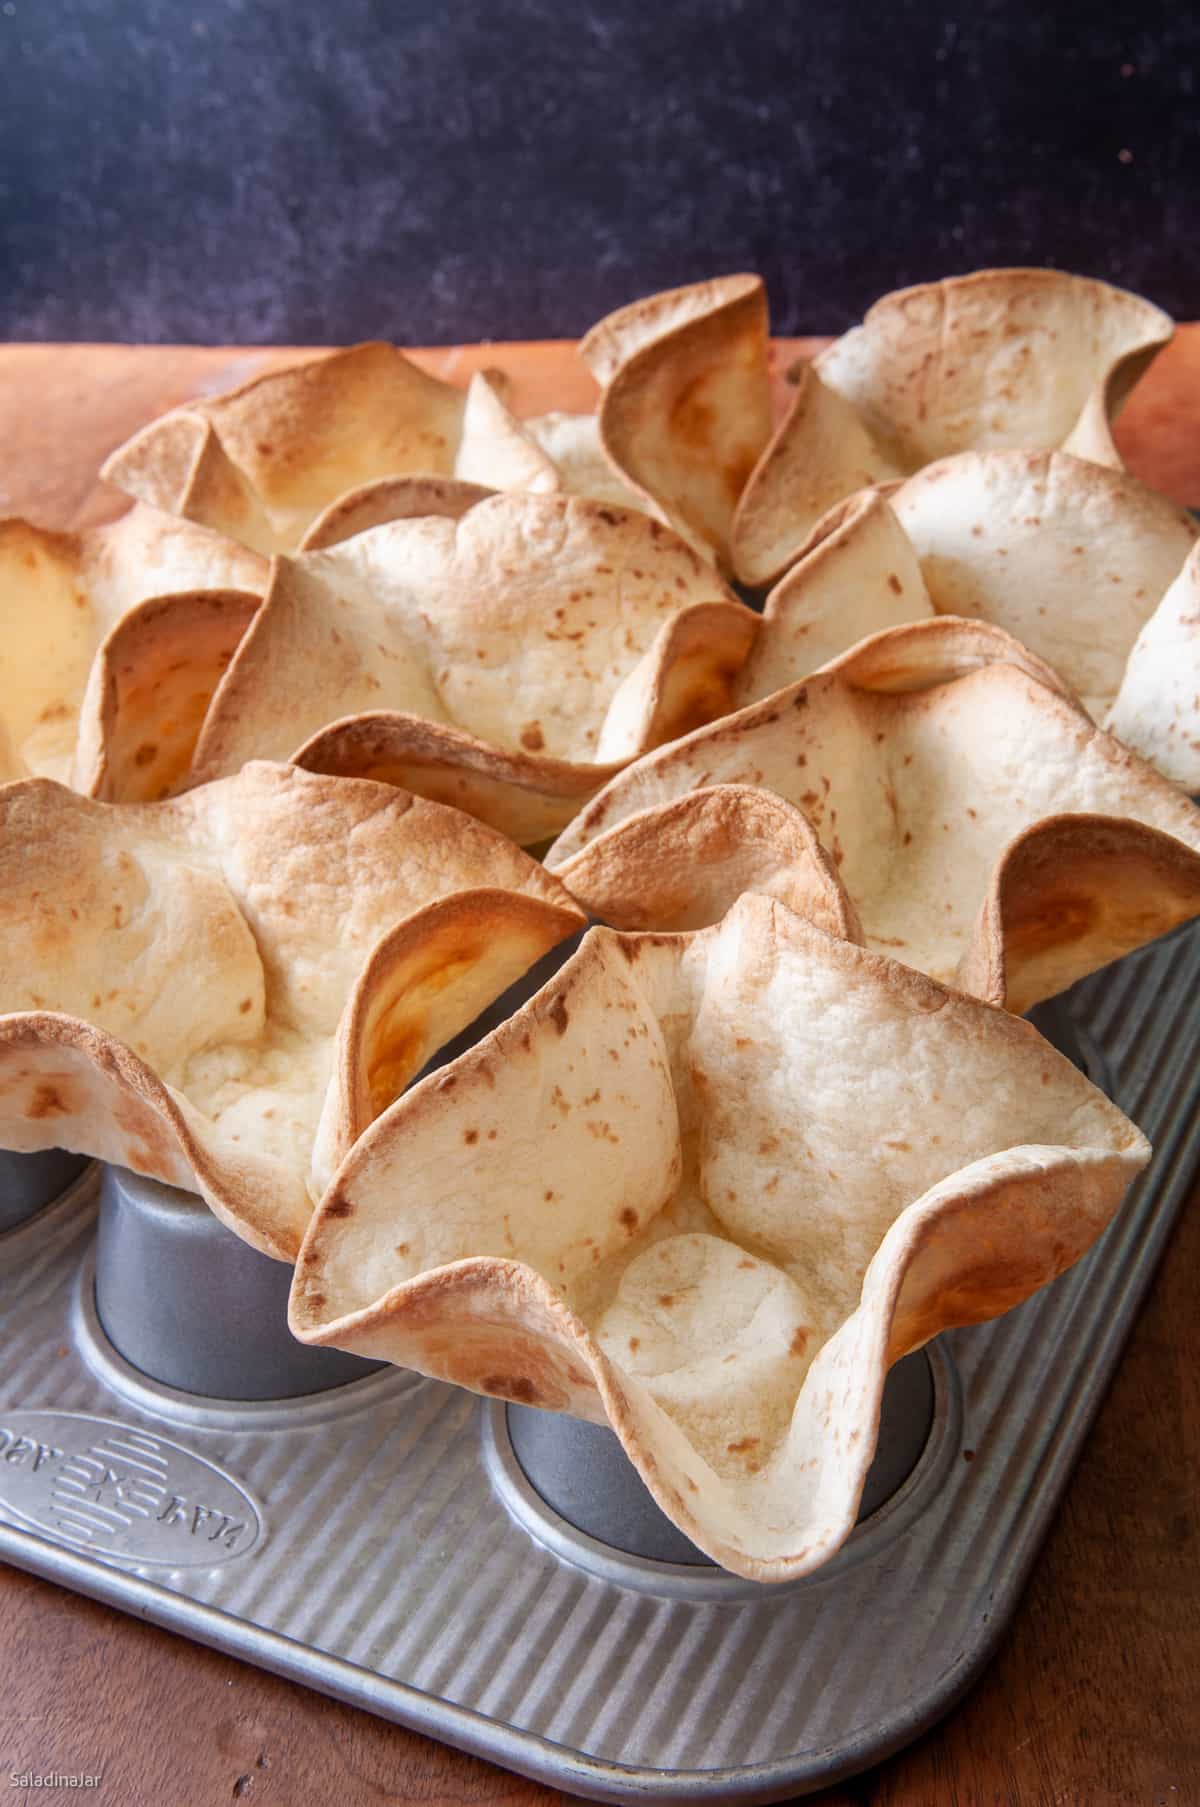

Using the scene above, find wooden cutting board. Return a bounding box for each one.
[0,337,1198,1807]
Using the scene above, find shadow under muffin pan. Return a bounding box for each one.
[1,919,1197,1800]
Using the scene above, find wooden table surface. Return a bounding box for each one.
[1,335,1199,1806]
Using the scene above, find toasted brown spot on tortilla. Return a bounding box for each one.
[549,994,570,1036]
[323,1195,355,1219]
[480,1373,539,1404]
[1011,893,1097,954]
[368,1028,426,1119]
[27,1082,68,1119]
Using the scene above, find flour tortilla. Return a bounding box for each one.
[580,275,774,568]
[733,455,1199,788]
[0,506,265,786]
[548,617,1200,1008]
[1107,539,1200,792]
[290,890,1147,1579]
[731,268,1173,584]
[189,493,757,840]
[889,452,1197,722]
[101,344,470,554]
[819,268,1171,466]
[0,762,582,1258]
[73,589,259,802]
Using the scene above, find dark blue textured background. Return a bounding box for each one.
[1,0,1195,343]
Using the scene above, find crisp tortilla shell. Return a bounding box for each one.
[0,763,582,1257]
[0,506,264,786]
[101,342,701,558]
[188,494,757,840]
[580,275,773,569]
[732,455,1199,790]
[731,268,1173,585]
[548,617,1200,1006]
[102,344,470,554]
[1107,539,1200,791]
[291,891,1147,1579]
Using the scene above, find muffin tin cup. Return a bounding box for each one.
[94,1165,381,1400]
[0,1149,94,1236]
[504,1346,936,1568]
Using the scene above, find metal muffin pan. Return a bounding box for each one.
[503,1344,937,1569]
[0,1147,92,1234]
[94,1165,380,1400]
[0,919,1198,1800]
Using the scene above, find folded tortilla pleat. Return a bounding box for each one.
[0,506,265,786]
[299,476,496,551]
[552,783,862,939]
[580,275,774,568]
[1107,539,1200,791]
[73,588,259,802]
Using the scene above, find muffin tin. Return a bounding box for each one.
[94,1166,381,1400]
[0,919,1197,1800]
[0,1148,92,1235]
